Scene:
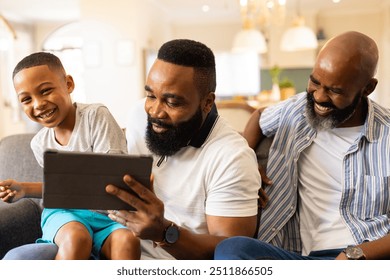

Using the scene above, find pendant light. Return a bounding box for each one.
[232,28,268,54]
[280,0,318,52]
[232,0,267,54]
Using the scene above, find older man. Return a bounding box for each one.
[215,31,390,260]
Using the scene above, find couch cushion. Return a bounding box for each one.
[0,133,43,182]
[0,134,44,258]
[0,198,43,259]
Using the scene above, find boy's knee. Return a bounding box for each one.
[112,229,139,247]
[56,221,92,247]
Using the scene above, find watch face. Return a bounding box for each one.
[165,224,180,244]
[346,246,364,259]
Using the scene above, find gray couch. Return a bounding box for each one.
[0,133,272,259]
[0,134,43,259]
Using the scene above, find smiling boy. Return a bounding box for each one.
[0,52,140,260]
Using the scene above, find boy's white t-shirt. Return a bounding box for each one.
[31,103,127,167]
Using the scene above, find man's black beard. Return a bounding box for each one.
[305,91,362,130]
[145,107,203,157]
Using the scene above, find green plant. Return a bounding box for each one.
[269,65,281,84]
[279,77,294,88]
[269,66,294,89]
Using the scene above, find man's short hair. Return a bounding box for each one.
[157,39,216,97]
[13,52,65,79]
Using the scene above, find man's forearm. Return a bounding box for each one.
[243,107,266,149]
[159,228,225,260]
[159,215,257,260]
[359,233,390,259]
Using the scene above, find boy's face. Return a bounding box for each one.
[13,65,75,129]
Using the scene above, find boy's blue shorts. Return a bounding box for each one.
[37,208,127,257]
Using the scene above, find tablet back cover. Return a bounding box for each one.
[43,150,153,210]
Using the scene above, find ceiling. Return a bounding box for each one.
[0,0,389,24]
[150,0,390,24]
[0,0,80,23]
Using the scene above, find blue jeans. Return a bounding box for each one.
[214,236,343,260]
[3,243,58,260]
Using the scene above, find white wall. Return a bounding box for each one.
[381,3,390,107]
[172,21,240,53]
[0,22,36,139]
[78,0,171,127]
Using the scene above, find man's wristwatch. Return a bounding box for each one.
[343,245,366,260]
[153,222,180,247]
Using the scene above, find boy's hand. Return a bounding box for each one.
[0,179,24,202]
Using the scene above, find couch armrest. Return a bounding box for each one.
[0,198,42,259]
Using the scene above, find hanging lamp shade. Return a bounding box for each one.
[280,16,318,52]
[232,28,267,54]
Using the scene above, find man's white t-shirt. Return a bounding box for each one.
[298,126,362,255]
[126,99,261,259]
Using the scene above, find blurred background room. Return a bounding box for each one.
[1,0,390,138]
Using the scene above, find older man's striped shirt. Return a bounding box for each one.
[258,92,390,253]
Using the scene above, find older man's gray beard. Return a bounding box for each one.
[305,91,362,130]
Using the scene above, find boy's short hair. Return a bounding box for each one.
[157,39,216,97]
[13,52,65,79]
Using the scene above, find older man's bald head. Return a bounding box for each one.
[316,31,378,82]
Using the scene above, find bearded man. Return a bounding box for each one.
[214,31,390,260]
[116,39,261,260]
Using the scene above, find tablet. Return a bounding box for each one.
[43,150,153,210]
